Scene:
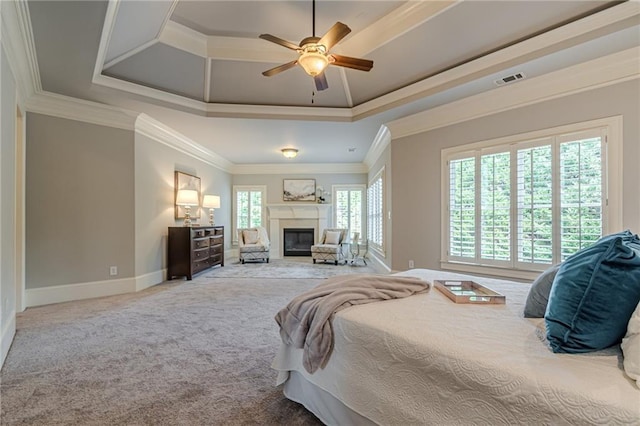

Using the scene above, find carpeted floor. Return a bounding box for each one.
[209,257,378,279]
[0,262,384,425]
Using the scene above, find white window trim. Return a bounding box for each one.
[232,185,267,245]
[368,167,386,257]
[332,184,366,238]
[440,116,622,279]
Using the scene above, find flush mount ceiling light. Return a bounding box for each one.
[281,148,299,159]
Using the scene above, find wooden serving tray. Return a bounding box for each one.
[434,280,505,304]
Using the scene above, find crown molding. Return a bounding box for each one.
[387,47,640,140]
[135,113,233,172]
[25,91,138,130]
[231,162,367,175]
[363,125,391,170]
[1,0,40,101]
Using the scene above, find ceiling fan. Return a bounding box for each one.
[259,0,373,91]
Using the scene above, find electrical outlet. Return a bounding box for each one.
[408,260,415,268]
[109,266,118,276]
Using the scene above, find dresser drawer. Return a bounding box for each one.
[193,247,210,260]
[193,258,210,273]
[193,237,210,249]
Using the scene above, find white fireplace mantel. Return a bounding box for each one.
[267,204,331,259]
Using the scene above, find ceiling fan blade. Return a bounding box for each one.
[329,54,373,72]
[314,73,328,91]
[259,34,300,51]
[262,60,298,77]
[318,22,351,51]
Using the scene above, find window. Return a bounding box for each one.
[443,118,620,274]
[367,169,384,251]
[333,185,365,239]
[232,185,266,243]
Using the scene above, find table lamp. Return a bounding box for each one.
[202,194,221,226]
[176,189,199,226]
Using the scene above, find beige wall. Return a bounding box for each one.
[391,79,640,272]
[1,43,18,366]
[25,113,135,288]
[134,131,232,277]
[232,173,366,205]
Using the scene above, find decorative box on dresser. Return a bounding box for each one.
[167,226,224,280]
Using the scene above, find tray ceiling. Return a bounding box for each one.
[23,0,639,165]
[99,0,622,111]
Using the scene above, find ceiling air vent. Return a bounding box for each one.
[495,72,526,86]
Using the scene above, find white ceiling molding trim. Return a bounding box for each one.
[92,0,120,81]
[204,102,352,121]
[25,92,138,131]
[93,73,208,112]
[339,68,354,108]
[204,58,211,103]
[339,0,459,57]
[363,125,391,170]
[386,47,640,140]
[93,72,354,121]
[103,39,159,70]
[231,163,367,175]
[352,0,640,120]
[158,20,207,57]
[160,21,298,64]
[156,0,180,38]
[135,113,233,172]
[1,0,41,100]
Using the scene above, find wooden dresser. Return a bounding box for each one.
[167,226,224,280]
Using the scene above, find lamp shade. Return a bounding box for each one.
[202,194,221,209]
[176,189,199,206]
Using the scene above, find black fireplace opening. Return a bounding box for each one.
[283,228,314,256]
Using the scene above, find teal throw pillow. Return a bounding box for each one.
[545,230,640,353]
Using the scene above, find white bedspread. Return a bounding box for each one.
[272,269,640,425]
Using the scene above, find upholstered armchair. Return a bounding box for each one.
[311,228,347,265]
[237,226,270,264]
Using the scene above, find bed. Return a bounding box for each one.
[272,269,640,425]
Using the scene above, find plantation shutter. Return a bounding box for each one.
[449,157,475,259]
[480,151,511,263]
[516,142,553,265]
[558,130,604,260]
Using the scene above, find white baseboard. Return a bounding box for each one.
[25,270,166,307]
[367,253,392,273]
[135,269,165,291]
[1,312,16,369]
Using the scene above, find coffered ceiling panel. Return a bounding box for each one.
[104,43,206,101]
[105,0,174,64]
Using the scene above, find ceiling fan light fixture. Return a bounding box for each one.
[281,148,299,159]
[298,49,329,77]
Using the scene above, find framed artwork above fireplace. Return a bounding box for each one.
[283,179,316,202]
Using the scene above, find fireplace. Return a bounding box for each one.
[283,228,314,256]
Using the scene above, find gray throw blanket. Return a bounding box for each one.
[275,274,430,373]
